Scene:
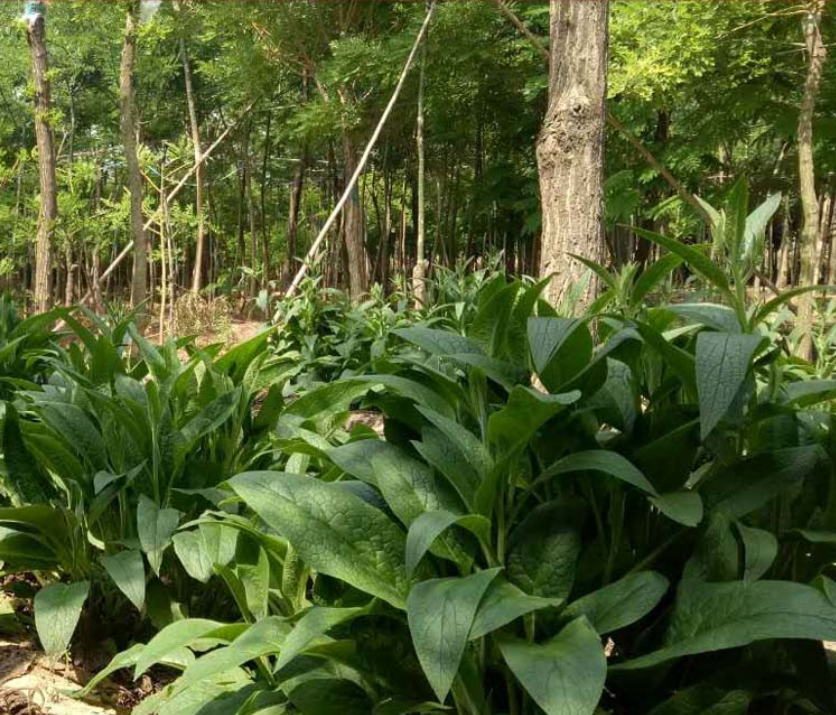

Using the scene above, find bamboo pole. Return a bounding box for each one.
[285,2,437,298]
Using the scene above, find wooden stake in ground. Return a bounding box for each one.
[25,2,58,313]
[537,0,609,311]
[180,31,207,295]
[413,23,429,307]
[286,2,437,299]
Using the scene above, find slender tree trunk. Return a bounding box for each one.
[286,154,306,286]
[381,169,393,292]
[413,36,428,306]
[797,0,827,360]
[260,110,272,287]
[120,2,147,310]
[26,9,57,312]
[181,36,206,295]
[342,132,367,301]
[537,0,609,310]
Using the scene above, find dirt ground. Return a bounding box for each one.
[0,640,117,715]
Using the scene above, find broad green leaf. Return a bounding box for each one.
[684,512,739,582]
[650,491,703,527]
[499,618,606,715]
[134,670,254,715]
[326,439,394,485]
[102,550,146,611]
[469,578,561,640]
[370,448,456,528]
[230,472,412,608]
[40,401,108,471]
[239,546,271,621]
[696,332,762,440]
[507,499,585,600]
[667,304,740,334]
[703,445,824,518]
[34,580,89,658]
[2,403,54,503]
[562,572,669,634]
[174,530,214,583]
[780,379,836,407]
[135,618,236,676]
[180,388,241,447]
[138,496,181,577]
[346,375,454,418]
[614,580,836,671]
[527,317,592,391]
[0,525,55,565]
[276,605,368,669]
[743,193,781,265]
[752,284,836,326]
[371,450,470,568]
[405,510,491,577]
[171,617,290,695]
[199,522,238,568]
[635,321,697,391]
[735,523,777,581]
[413,427,480,510]
[646,675,753,715]
[288,678,373,715]
[631,226,731,296]
[285,381,371,420]
[631,253,683,308]
[407,568,500,702]
[394,327,484,357]
[469,282,521,357]
[487,387,580,455]
[535,451,657,496]
[416,407,492,479]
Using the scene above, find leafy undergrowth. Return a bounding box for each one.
[4,192,836,714]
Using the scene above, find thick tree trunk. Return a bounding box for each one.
[797,0,827,360]
[26,11,57,313]
[412,38,428,306]
[120,3,147,310]
[342,133,367,301]
[181,37,206,295]
[536,0,609,310]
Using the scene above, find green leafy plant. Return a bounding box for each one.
[0,315,290,654]
[93,267,836,714]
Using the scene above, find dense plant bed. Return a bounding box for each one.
[3,205,836,714]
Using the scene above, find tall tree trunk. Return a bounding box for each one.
[412,36,428,306]
[286,153,306,286]
[181,36,206,295]
[536,0,609,310]
[120,2,147,310]
[260,110,273,287]
[342,132,367,301]
[797,0,827,360]
[26,8,57,313]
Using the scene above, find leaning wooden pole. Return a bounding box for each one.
[285,2,437,299]
[70,100,254,312]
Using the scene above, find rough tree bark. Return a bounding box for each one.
[797,0,827,360]
[341,132,367,301]
[26,7,57,313]
[181,35,206,295]
[120,2,147,310]
[537,0,609,310]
